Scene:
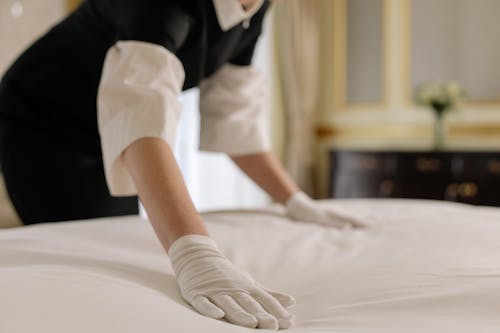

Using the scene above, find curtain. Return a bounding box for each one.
[273,0,323,195]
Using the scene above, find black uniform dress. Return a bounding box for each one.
[0,0,269,224]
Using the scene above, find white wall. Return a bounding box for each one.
[0,0,66,76]
[411,0,500,101]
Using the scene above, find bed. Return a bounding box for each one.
[1,199,499,332]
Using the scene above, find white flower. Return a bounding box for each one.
[415,81,466,111]
[445,81,465,99]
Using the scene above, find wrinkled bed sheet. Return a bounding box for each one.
[1,199,499,333]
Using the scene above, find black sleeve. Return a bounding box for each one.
[230,35,260,66]
[93,0,194,53]
[229,1,270,66]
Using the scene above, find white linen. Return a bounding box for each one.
[199,64,270,155]
[1,199,500,333]
[97,41,185,196]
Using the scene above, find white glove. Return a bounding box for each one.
[168,235,295,330]
[286,191,367,228]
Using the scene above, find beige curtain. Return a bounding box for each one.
[273,0,323,195]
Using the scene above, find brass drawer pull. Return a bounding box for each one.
[446,182,478,199]
[458,182,478,198]
[416,158,441,173]
[487,160,500,175]
[379,180,394,195]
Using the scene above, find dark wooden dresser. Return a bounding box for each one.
[329,151,500,206]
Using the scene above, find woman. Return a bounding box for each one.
[0,0,363,329]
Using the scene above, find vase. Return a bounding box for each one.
[433,113,445,150]
[430,103,448,151]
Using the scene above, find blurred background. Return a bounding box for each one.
[1,0,500,227]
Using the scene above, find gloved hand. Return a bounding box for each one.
[168,235,295,330]
[285,191,367,228]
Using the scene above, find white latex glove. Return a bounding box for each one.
[286,191,367,228]
[168,235,295,330]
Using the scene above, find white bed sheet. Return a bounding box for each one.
[1,199,499,333]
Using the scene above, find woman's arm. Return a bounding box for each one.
[122,137,208,252]
[121,138,295,329]
[230,152,299,204]
[231,151,368,228]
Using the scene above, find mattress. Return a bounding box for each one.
[1,199,499,333]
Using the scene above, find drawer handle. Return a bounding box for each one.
[379,180,394,195]
[458,182,478,198]
[416,158,441,173]
[487,160,500,174]
[446,182,478,199]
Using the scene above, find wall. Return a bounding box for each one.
[0,0,68,75]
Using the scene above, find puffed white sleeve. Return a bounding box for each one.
[198,64,271,155]
[97,41,185,196]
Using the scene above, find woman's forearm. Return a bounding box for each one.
[122,137,209,252]
[230,152,300,204]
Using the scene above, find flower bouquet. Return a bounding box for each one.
[415,81,466,150]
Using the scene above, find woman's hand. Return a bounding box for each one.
[286,192,367,229]
[168,235,295,330]
[229,152,366,228]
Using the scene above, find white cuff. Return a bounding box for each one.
[199,64,271,155]
[285,191,311,217]
[168,235,219,258]
[97,41,185,196]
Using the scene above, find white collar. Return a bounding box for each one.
[212,0,265,31]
